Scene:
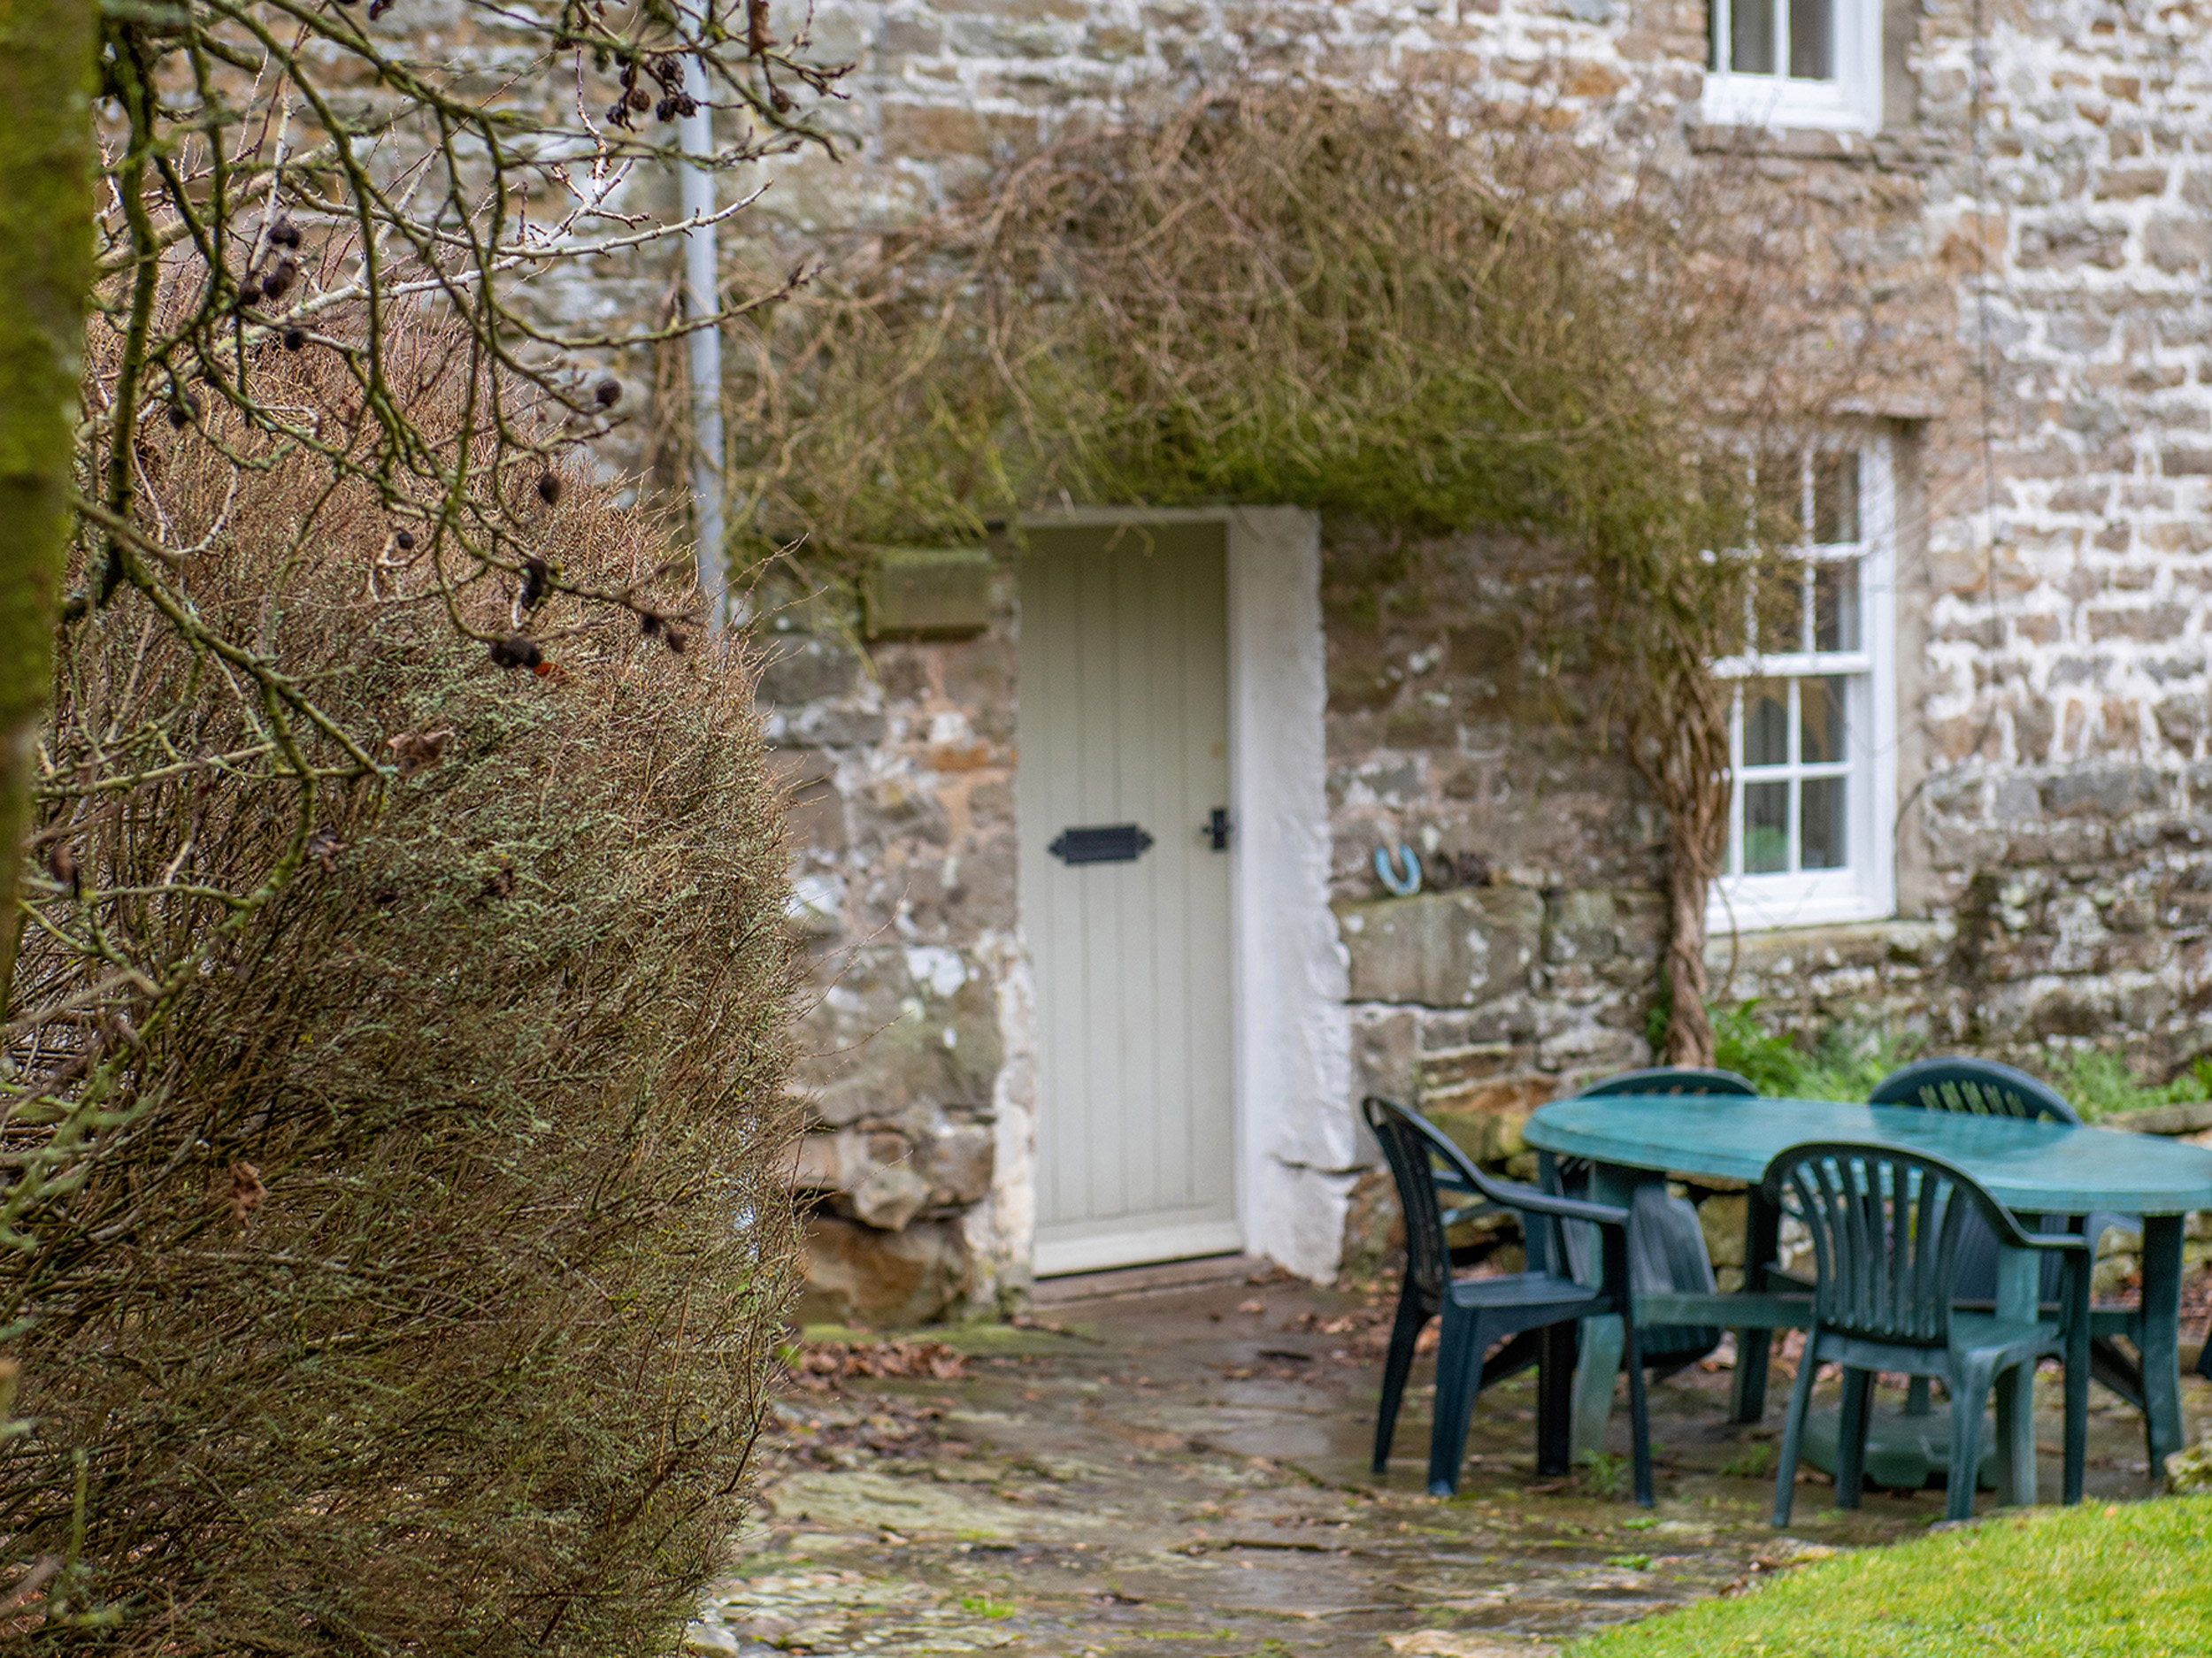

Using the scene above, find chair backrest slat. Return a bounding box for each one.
[1869,1057,2079,1125]
[1763,1141,2026,1348]
[1363,1098,1454,1301]
[1578,1066,1758,1099]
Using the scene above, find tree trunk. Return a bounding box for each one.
[1661,821,1716,1067]
[0,0,96,999]
[1628,659,1732,1071]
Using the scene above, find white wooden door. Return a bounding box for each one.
[1018,523,1239,1277]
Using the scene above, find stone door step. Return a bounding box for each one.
[1033,1253,1274,1307]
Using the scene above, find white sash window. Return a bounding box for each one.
[1711,440,1896,933]
[1704,0,1883,134]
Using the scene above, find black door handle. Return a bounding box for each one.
[1201,808,1231,852]
[1049,824,1154,864]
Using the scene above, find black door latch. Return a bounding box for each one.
[1201,807,1231,852]
[1049,824,1155,865]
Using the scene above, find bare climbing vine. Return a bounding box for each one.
[724,82,1901,1063]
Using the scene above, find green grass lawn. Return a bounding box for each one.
[1571,1497,2212,1658]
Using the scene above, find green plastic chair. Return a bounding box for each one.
[1363,1097,1655,1505]
[1548,1067,1759,1375]
[1763,1140,2090,1526]
[1871,1056,2146,1427]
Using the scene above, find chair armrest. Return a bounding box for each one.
[1363,1094,1627,1232]
[2010,1231,2091,1254]
[1480,1174,1629,1230]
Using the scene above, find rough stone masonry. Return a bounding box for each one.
[478,0,2211,1323]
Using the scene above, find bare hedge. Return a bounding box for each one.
[2,331,799,1652]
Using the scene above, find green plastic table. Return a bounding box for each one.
[1524,1094,2212,1503]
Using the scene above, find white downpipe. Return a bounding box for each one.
[678,55,726,633]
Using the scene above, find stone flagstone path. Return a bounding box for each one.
[694,1270,2202,1656]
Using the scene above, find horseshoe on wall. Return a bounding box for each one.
[1373,843,1423,897]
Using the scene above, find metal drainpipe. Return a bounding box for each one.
[677,53,726,635]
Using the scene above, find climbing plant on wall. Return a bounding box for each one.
[726,84,1891,1064]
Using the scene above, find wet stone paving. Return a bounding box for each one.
[693,1271,2208,1657]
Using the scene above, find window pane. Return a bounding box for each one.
[1813,451,1860,542]
[1801,674,1847,764]
[1753,558,1806,654]
[1801,776,1847,869]
[1813,560,1861,652]
[1732,0,1777,74]
[1745,781,1790,872]
[1788,0,1833,79]
[1744,679,1790,768]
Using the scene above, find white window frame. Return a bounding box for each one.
[1709,436,1895,934]
[1702,0,1883,134]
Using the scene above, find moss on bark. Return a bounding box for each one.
[0,0,95,994]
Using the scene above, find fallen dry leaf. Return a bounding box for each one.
[1385,1631,1556,1657]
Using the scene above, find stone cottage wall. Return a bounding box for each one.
[755,578,1035,1324]
[714,0,2212,1316]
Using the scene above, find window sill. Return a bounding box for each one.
[1697,77,1880,141]
[1708,879,1893,934]
[1704,915,1947,971]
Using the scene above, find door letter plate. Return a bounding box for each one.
[1049,824,1155,865]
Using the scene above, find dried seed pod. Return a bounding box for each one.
[394,529,417,550]
[627,86,652,112]
[606,101,629,125]
[386,726,453,779]
[674,93,698,118]
[656,96,675,121]
[269,219,302,249]
[281,328,306,351]
[228,1161,266,1226]
[488,634,542,671]
[519,556,549,609]
[261,258,297,300]
[639,610,663,637]
[594,377,622,408]
[536,472,563,506]
[236,279,262,306]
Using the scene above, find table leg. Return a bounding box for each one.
[1993,1241,2038,1507]
[2139,1213,2185,1471]
[1731,1188,1783,1424]
[1568,1163,1633,1462]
